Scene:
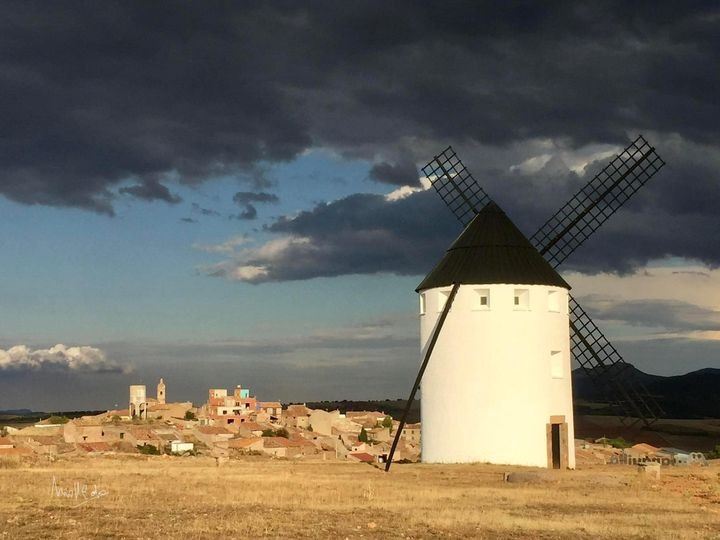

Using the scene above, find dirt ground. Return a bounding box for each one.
[1,455,719,539]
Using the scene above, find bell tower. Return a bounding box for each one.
[157,378,166,404]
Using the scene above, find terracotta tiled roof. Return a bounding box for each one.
[79,442,112,452]
[239,422,267,431]
[129,429,155,440]
[286,405,309,417]
[196,426,230,435]
[262,437,294,448]
[0,437,14,447]
[349,452,375,463]
[259,401,282,408]
[228,437,263,449]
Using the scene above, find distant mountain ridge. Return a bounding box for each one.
[572,365,720,418]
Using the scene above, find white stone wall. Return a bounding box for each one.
[420,283,575,468]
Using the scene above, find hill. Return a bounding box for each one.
[572,365,720,418]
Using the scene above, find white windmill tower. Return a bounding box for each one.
[417,202,574,468]
[384,136,665,471]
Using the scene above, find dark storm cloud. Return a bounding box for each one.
[1,2,718,215]
[206,133,720,283]
[233,204,258,221]
[204,189,457,282]
[233,192,280,205]
[231,191,279,220]
[369,158,420,187]
[119,178,181,203]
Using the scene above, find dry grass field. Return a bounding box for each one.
[1,455,719,539]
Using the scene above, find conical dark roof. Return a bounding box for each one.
[417,202,570,292]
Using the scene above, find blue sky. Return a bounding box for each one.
[1,2,719,410]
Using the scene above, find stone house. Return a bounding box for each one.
[63,419,106,444]
[193,426,233,446]
[284,404,311,429]
[228,437,264,453]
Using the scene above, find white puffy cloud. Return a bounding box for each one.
[0,344,129,374]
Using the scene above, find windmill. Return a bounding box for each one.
[385,135,665,471]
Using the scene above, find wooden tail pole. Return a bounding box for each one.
[385,282,461,472]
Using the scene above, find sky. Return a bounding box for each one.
[1,2,719,410]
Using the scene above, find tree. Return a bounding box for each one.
[184,410,197,421]
[359,427,369,443]
[381,415,393,432]
[47,415,69,424]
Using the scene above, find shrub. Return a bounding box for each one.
[262,428,290,438]
[46,415,69,424]
[359,427,369,443]
[137,444,160,455]
[599,437,632,449]
[184,410,197,421]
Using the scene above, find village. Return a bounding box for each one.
[0,378,710,470]
[0,379,421,465]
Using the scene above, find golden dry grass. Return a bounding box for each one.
[1,455,719,539]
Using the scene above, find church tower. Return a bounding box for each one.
[157,378,166,404]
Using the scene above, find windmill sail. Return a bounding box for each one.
[526,136,665,426]
[569,297,664,424]
[530,135,665,268]
[421,146,492,226]
[419,137,666,428]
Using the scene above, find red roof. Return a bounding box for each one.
[263,437,295,448]
[79,442,112,452]
[196,426,230,435]
[286,405,309,417]
[129,429,155,440]
[239,421,267,431]
[350,452,375,463]
[229,437,263,449]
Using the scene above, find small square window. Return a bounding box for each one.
[473,288,490,310]
[514,289,529,310]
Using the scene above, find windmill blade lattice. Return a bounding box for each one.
[569,297,665,425]
[531,135,665,269]
[421,146,492,227]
